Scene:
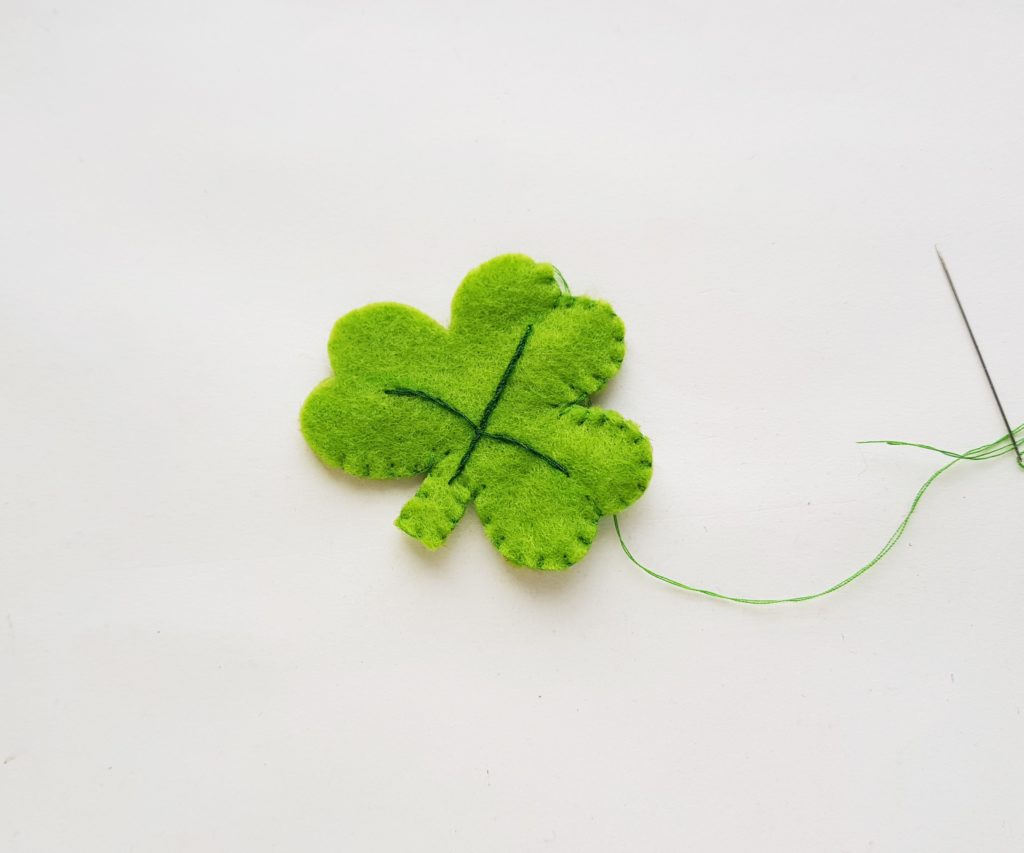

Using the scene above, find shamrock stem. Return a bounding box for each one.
[395,464,472,550]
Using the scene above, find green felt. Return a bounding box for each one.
[301,253,653,570]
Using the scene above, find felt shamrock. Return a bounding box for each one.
[301,254,653,569]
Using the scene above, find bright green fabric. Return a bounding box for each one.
[301,253,653,570]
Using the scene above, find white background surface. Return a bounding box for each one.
[3,1,1024,850]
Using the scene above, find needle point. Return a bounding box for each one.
[936,249,1023,468]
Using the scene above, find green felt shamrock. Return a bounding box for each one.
[300,253,653,570]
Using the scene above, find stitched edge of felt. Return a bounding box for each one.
[300,254,653,570]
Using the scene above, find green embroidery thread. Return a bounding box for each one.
[613,424,1024,603]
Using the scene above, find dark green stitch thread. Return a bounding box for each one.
[385,325,570,484]
[449,324,533,483]
[484,432,569,476]
[478,324,533,429]
[383,388,477,430]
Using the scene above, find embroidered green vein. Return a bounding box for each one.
[384,325,570,484]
